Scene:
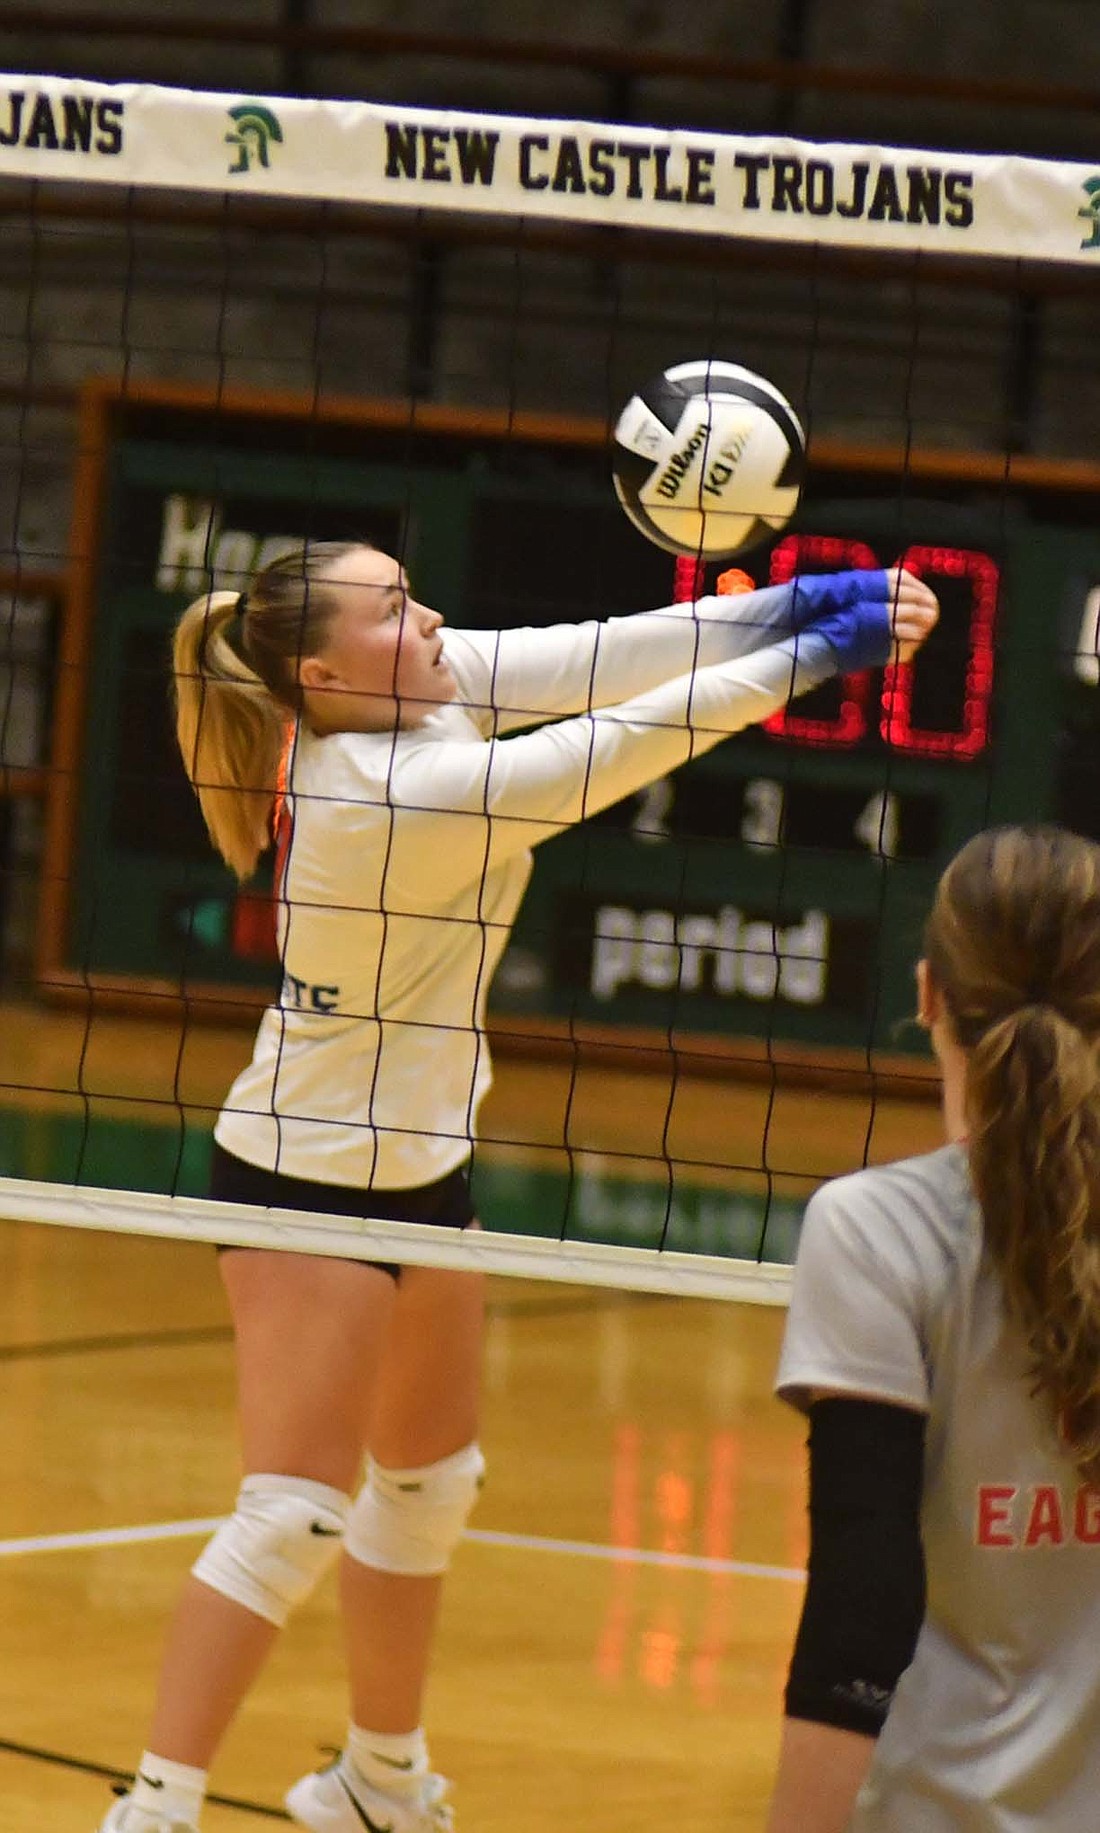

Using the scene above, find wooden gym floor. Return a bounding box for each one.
[0,1003,942,1832]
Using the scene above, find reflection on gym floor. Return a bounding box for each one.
[0,1004,941,1832]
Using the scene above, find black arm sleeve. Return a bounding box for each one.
[784,1397,927,1738]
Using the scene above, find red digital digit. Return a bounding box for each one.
[763,533,880,746]
[673,556,706,603]
[881,547,999,759]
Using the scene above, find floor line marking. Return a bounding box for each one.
[0,1517,804,1582]
[0,1517,227,1557]
[466,1526,804,1581]
[0,1733,289,1818]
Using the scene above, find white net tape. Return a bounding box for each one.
[0,1175,793,1302]
[0,73,1097,262]
[1,75,1098,1295]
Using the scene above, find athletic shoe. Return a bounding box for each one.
[96,1797,198,1833]
[286,1758,454,1833]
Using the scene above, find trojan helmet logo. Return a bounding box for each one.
[226,103,284,175]
[1079,176,1100,250]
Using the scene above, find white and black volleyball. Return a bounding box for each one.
[611,359,805,559]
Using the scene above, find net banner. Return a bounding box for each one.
[2,72,1100,265]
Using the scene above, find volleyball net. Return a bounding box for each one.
[0,73,1098,1296]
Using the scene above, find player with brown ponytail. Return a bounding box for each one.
[767,825,1100,1833]
[928,826,1100,1486]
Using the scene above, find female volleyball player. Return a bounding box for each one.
[99,542,938,1833]
[766,824,1100,1833]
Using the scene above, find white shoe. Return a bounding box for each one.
[97,1797,199,1833]
[286,1759,453,1833]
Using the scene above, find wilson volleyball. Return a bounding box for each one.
[611,359,805,559]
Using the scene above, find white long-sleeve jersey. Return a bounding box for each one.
[214,587,845,1189]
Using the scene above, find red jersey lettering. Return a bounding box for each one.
[1024,1484,1066,1548]
[976,1484,1017,1547]
[1075,1487,1100,1545]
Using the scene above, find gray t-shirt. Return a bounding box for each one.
[776,1143,1100,1832]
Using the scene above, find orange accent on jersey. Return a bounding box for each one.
[272,721,296,901]
[716,568,755,596]
[272,721,295,833]
[231,890,279,962]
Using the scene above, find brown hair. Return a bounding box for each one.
[172,541,362,880]
[924,826,1100,1482]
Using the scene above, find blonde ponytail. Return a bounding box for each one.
[172,541,360,880]
[173,591,288,881]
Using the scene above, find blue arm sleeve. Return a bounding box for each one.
[787,570,891,630]
[789,593,895,674]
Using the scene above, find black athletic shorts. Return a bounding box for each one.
[210,1140,476,1281]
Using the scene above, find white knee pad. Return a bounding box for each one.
[192,1473,350,1626]
[345,1442,485,1577]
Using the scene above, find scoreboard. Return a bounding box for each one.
[497,510,1039,1053]
[41,382,1100,1058]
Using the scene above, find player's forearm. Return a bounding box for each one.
[581,585,800,701]
[452,585,798,731]
[388,622,872,900]
[586,570,887,691]
[449,570,891,734]
[765,1717,874,1833]
[482,632,838,832]
[606,584,797,671]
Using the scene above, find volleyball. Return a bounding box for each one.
[611,359,806,559]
